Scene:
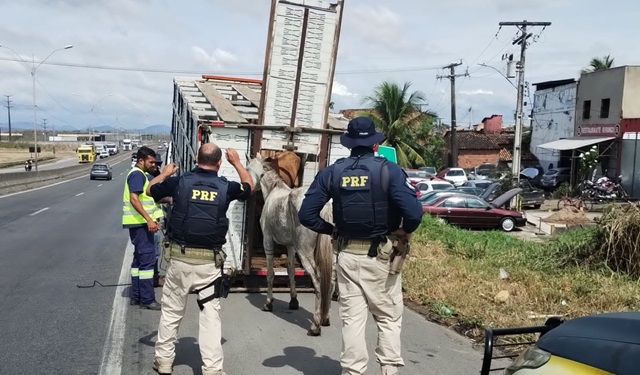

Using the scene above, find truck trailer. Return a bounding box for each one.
[166,75,350,289]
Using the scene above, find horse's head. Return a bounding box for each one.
[246,152,279,194]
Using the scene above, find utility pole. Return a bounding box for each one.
[42,118,48,142]
[3,95,12,142]
[437,60,468,167]
[499,20,551,208]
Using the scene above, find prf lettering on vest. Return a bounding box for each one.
[341,175,369,187]
[191,189,218,201]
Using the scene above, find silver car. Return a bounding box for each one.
[541,167,571,189]
[90,163,112,180]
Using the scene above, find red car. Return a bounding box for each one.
[423,188,526,232]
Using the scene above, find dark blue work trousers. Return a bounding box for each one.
[129,226,156,304]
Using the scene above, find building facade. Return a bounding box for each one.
[530,79,577,171]
[575,66,640,196]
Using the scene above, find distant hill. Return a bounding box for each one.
[139,125,170,134]
[0,121,169,134]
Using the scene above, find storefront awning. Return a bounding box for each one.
[536,136,616,150]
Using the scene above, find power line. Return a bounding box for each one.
[498,20,552,206]
[0,56,445,76]
[3,95,13,141]
[437,60,469,167]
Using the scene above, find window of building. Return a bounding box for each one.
[583,100,591,119]
[600,98,610,118]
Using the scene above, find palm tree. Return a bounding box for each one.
[581,55,615,74]
[359,81,431,168]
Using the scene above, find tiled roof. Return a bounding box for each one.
[450,131,500,150]
[499,148,539,161]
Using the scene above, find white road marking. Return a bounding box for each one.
[0,157,130,200]
[98,241,133,375]
[76,192,84,196]
[119,173,123,176]
[97,184,103,187]
[29,207,49,216]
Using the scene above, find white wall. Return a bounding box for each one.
[531,82,577,171]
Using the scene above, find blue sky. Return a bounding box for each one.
[0,0,638,131]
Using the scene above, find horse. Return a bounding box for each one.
[246,152,335,336]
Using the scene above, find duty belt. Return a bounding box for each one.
[168,242,222,265]
[340,239,373,255]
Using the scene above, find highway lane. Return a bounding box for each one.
[0,161,133,375]
[0,156,132,227]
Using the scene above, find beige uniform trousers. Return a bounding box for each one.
[155,258,224,374]
[337,245,404,375]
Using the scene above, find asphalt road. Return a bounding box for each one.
[0,157,484,375]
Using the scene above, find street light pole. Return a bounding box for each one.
[0,44,73,173]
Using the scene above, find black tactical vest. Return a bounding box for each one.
[167,171,229,248]
[330,154,389,239]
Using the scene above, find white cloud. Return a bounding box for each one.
[0,0,638,131]
[191,46,238,71]
[460,89,494,96]
[332,81,357,97]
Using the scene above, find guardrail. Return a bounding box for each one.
[0,153,131,191]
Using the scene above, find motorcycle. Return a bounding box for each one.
[481,311,639,375]
[580,176,628,201]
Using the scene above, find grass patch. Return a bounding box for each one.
[403,215,640,342]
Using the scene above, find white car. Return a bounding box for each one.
[415,181,455,195]
[443,168,468,186]
[99,149,110,159]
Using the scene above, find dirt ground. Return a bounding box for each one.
[542,206,594,225]
[0,147,76,166]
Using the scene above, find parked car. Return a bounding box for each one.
[519,179,545,209]
[455,186,485,196]
[468,163,497,180]
[90,163,112,180]
[463,180,495,190]
[439,167,468,186]
[404,169,431,185]
[419,191,476,211]
[418,166,437,176]
[520,167,544,187]
[541,167,571,189]
[481,312,638,375]
[423,188,526,231]
[415,180,455,195]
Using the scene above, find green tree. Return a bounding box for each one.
[581,55,615,74]
[360,81,435,168]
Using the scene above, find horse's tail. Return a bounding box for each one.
[315,231,333,324]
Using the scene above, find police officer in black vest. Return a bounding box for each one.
[146,143,253,375]
[298,117,423,375]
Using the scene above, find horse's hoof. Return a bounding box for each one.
[289,298,299,310]
[331,293,339,302]
[307,327,321,337]
[262,302,273,312]
[321,318,330,327]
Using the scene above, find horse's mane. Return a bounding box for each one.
[262,163,290,191]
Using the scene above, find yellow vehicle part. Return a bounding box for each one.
[77,147,95,163]
[513,355,613,375]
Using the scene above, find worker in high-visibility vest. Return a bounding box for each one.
[147,158,170,288]
[123,146,161,310]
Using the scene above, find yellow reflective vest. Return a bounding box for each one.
[122,167,158,225]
